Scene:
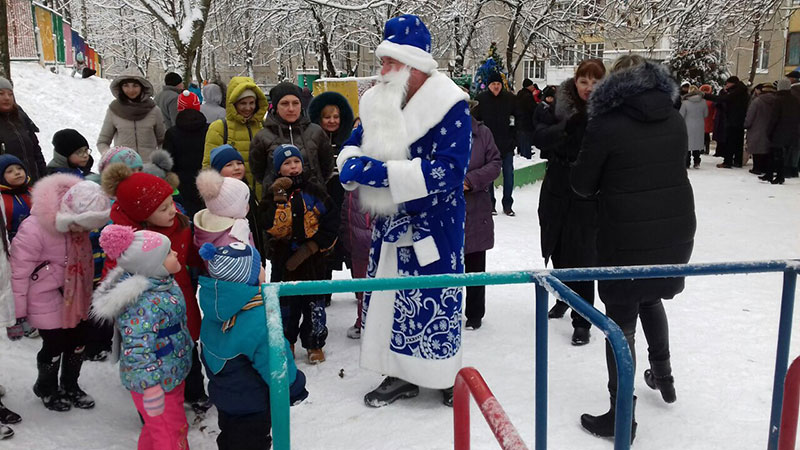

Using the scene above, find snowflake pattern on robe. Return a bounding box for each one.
[351,100,472,361]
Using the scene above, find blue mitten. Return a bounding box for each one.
[339,156,388,187]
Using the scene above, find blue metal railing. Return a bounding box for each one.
[259,259,799,450]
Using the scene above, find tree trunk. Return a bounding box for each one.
[505,1,523,90]
[195,45,203,85]
[0,0,10,80]
[749,31,760,85]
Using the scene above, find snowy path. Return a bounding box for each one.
[2,62,800,449]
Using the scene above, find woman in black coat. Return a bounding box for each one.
[0,79,47,182]
[532,59,605,346]
[571,56,696,440]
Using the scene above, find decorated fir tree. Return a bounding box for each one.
[472,42,510,95]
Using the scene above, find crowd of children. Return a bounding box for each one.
[0,124,314,446]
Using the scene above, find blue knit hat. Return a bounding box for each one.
[0,154,26,184]
[273,144,303,175]
[210,144,245,172]
[199,242,262,286]
[375,14,437,74]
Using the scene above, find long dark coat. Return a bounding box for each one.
[532,78,598,267]
[571,61,696,305]
[473,89,517,157]
[0,106,47,182]
[464,117,502,255]
[164,109,209,217]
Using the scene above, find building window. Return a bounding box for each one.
[757,40,770,73]
[551,43,603,67]
[523,59,545,80]
[787,33,800,66]
[345,41,359,53]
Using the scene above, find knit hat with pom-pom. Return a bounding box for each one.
[102,163,174,223]
[199,242,261,286]
[195,169,249,219]
[98,147,143,173]
[142,149,180,190]
[56,181,111,232]
[177,90,201,112]
[99,224,172,278]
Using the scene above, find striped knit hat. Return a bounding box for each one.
[199,242,261,286]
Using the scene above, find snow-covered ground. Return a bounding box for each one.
[2,62,800,449]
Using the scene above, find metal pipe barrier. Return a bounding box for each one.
[779,356,800,450]
[453,367,528,450]
[257,260,798,450]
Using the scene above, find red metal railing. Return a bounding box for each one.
[779,356,800,450]
[453,367,528,450]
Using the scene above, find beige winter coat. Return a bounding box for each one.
[97,69,166,163]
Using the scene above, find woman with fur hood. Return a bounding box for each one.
[97,69,166,163]
[571,56,696,441]
[532,59,605,347]
[11,174,111,412]
[250,82,333,196]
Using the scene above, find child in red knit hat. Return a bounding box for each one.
[100,163,210,414]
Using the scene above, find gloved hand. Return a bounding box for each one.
[270,177,293,203]
[339,156,388,187]
[142,385,165,417]
[6,318,25,341]
[286,240,320,271]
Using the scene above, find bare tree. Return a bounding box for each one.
[0,0,10,80]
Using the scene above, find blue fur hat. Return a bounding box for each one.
[210,144,244,172]
[199,242,262,286]
[273,144,303,175]
[375,14,437,74]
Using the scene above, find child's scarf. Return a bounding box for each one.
[62,231,93,328]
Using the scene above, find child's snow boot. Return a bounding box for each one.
[364,377,419,407]
[0,397,21,425]
[581,396,637,442]
[33,356,71,412]
[307,348,325,364]
[60,351,95,409]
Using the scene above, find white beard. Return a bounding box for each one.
[356,67,412,217]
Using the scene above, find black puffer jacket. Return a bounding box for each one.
[473,89,517,157]
[164,109,209,217]
[705,81,749,129]
[0,106,46,182]
[532,79,598,266]
[249,112,333,198]
[571,61,696,305]
[515,88,536,132]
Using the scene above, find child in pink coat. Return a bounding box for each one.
[11,174,111,412]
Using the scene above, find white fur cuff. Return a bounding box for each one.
[337,146,364,192]
[386,158,428,204]
[413,235,440,266]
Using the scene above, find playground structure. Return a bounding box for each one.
[257,260,799,449]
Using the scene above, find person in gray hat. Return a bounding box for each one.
[0,77,47,182]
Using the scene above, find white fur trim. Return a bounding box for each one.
[55,210,110,233]
[357,187,398,216]
[402,72,469,147]
[375,41,438,75]
[386,158,428,204]
[412,235,440,267]
[91,267,152,322]
[337,146,364,192]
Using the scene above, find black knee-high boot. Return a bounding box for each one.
[33,354,71,412]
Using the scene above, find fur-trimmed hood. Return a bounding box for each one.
[587,61,679,119]
[29,172,83,235]
[90,267,155,322]
[555,78,585,121]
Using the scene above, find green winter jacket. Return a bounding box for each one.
[197,276,298,386]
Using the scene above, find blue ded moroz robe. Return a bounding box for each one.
[337,72,472,388]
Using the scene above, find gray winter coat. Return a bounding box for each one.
[464,117,501,255]
[679,94,708,151]
[154,85,182,129]
[744,93,777,155]
[200,83,226,124]
[97,69,166,163]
